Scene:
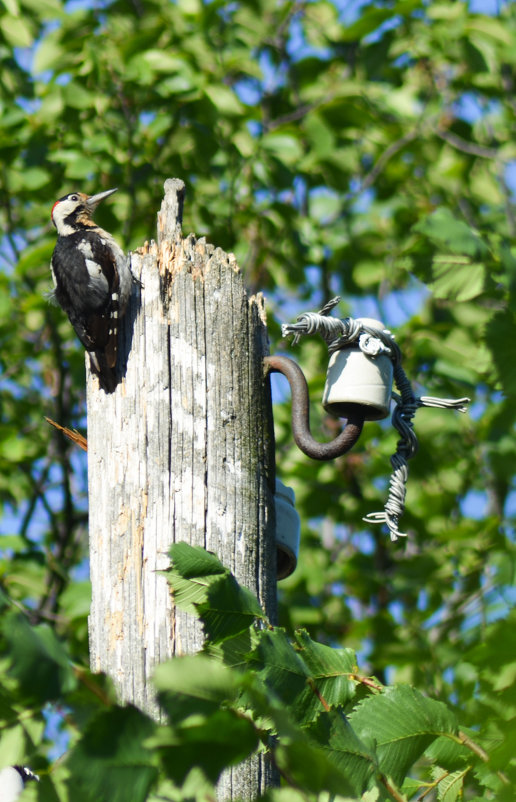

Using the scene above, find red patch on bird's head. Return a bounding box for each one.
[51,200,60,225]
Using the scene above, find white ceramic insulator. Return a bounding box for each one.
[275,478,300,580]
[322,317,393,421]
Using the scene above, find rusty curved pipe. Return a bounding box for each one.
[264,354,364,461]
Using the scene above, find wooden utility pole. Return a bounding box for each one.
[86,179,278,797]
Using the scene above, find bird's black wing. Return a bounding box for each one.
[51,231,119,354]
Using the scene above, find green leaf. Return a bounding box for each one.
[262,133,303,164]
[151,710,258,784]
[413,208,489,259]
[309,191,341,222]
[33,32,63,73]
[433,766,469,802]
[430,257,485,301]
[306,709,377,795]
[427,2,465,20]
[339,0,420,40]
[353,260,388,288]
[48,148,96,179]
[141,50,190,74]
[251,629,312,722]
[424,733,471,769]
[349,685,458,785]
[169,541,227,579]
[204,85,243,115]
[250,625,361,726]
[66,706,158,802]
[20,0,61,16]
[59,580,92,621]
[0,719,43,766]
[0,431,37,462]
[303,112,335,158]
[465,17,514,45]
[0,535,26,553]
[165,542,227,613]
[485,309,516,396]
[166,543,265,640]
[205,626,258,669]
[3,612,77,704]
[153,654,243,723]
[198,574,265,642]
[276,738,344,795]
[0,14,33,46]
[62,82,94,109]
[293,630,357,709]
[8,166,49,191]
[2,0,19,14]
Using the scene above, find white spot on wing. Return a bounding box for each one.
[85,259,109,294]
[78,239,94,258]
[85,259,103,276]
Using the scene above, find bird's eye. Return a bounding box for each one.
[70,194,79,201]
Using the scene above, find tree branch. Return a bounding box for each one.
[435,128,499,159]
[265,92,336,132]
[348,129,420,198]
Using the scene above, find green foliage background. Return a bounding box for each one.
[0,0,515,799]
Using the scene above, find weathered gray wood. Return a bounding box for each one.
[86,179,278,797]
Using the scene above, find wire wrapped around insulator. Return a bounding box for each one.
[264,355,364,461]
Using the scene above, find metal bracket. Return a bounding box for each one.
[264,354,364,461]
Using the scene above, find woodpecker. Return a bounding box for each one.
[50,188,132,392]
[0,766,39,802]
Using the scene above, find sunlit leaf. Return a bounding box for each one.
[430,257,485,301]
[413,208,489,259]
[0,13,33,46]
[350,686,458,785]
[153,655,243,723]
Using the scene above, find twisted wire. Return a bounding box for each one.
[363,362,418,540]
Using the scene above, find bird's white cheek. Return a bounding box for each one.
[0,767,24,802]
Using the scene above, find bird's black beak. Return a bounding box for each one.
[86,188,118,210]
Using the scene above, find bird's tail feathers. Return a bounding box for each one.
[88,351,117,393]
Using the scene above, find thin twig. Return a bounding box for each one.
[499,169,516,238]
[73,665,113,706]
[379,773,406,802]
[348,129,420,198]
[20,461,53,540]
[416,770,450,801]
[457,730,509,785]
[435,128,499,159]
[457,730,489,762]
[306,677,331,711]
[265,92,336,132]
[266,0,306,52]
[348,674,384,692]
